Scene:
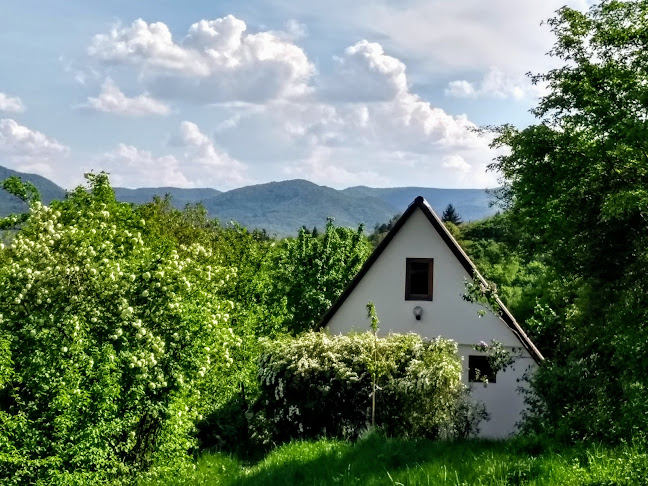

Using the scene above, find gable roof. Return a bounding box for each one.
[318,196,544,363]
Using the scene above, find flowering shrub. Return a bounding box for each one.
[254,332,486,444]
[0,174,238,484]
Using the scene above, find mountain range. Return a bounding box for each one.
[0,166,498,235]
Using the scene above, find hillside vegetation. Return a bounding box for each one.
[1,1,647,483]
[0,166,66,217]
[151,434,648,486]
[0,165,496,235]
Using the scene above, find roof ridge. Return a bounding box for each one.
[317,196,544,363]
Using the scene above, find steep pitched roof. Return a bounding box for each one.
[318,196,544,363]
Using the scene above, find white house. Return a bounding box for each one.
[319,196,543,438]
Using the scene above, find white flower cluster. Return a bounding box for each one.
[256,331,468,440]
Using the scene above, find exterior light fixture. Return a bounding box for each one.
[413,306,423,320]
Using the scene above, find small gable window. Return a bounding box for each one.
[405,258,434,300]
[469,355,497,383]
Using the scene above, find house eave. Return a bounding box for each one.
[317,196,544,364]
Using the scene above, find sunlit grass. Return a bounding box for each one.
[148,433,648,486]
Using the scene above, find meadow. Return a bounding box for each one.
[149,434,648,486]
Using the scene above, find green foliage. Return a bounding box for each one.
[441,203,462,225]
[149,435,648,486]
[473,340,518,380]
[0,173,239,483]
[368,213,400,247]
[0,177,42,230]
[365,302,379,333]
[0,166,66,219]
[274,218,371,333]
[253,332,484,445]
[488,0,648,441]
[457,214,552,327]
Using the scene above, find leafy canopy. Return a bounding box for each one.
[0,174,239,483]
[489,0,648,441]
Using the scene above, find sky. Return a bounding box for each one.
[0,0,591,191]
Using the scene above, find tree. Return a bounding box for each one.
[489,0,648,440]
[441,204,462,225]
[274,218,372,333]
[369,213,401,247]
[0,174,238,482]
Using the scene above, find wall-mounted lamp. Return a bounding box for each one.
[413,306,423,321]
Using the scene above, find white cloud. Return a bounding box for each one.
[95,144,190,187]
[442,154,471,173]
[445,80,476,99]
[0,93,25,113]
[283,19,308,40]
[283,145,390,187]
[445,67,546,100]
[84,79,170,116]
[80,15,504,188]
[323,40,408,101]
[0,118,68,158]
[175,120,248,186]
[95,121,248,188]
[216,39,496,188]
[0,118,69,177]
[88,15,314,103]
[266,0,591,76]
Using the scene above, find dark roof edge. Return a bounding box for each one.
[317,196,422,331]
[317,196,544,363]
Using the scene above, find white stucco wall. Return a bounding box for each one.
[326,206,536,437]
[459,345,536,437]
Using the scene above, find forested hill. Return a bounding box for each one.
[198,180,397,235]
[0,166,497,234]
[113,187,221,208]
[342,186,493,221]
[0,166,66,216]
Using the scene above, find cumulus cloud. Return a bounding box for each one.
[95,121,247,188]
[0,118,68,158]
[217,39,495,188]
[88,15,314,103]
[0,93,25,113]
[0,118,69,177]
[323,40,408,101]
[445,80,476,98]
[283,145,389,187]
[445,67,546,100]
[442,154,471,173]
[283,19,308,40]
[270,0,591,75]
[175,120,247,186]
[82,16,500,188]
[84,79,170,116]
[95,144,189,187]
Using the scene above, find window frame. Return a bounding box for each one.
[468,355,497,383]
[405,257,434,301]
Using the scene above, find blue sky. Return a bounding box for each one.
[0,0,590,190]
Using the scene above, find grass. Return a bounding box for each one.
[146,433,648,486]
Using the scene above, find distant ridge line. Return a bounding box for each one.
[0,165,497,236]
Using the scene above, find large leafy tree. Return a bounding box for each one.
[274,218,372,333]
[0,174,238,483]
[490,0,648,440]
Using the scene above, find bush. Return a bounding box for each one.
[273,220,372,333]
[252,332,486,444]
[0,174,238,484]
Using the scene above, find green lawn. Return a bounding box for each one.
[147,433,648,485]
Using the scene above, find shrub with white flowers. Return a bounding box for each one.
[253,331,487,444]
[0,174,237,484]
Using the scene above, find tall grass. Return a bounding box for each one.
[145,432,648,486]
